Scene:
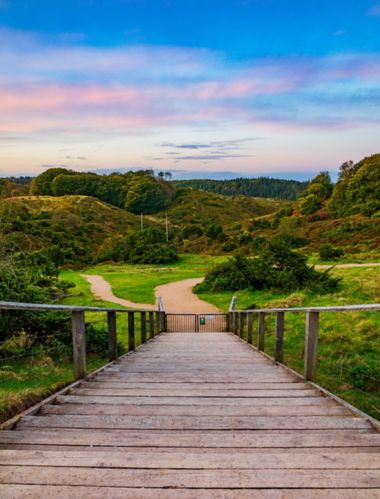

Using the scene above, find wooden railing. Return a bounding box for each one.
[228,304,380,381]
[0,301,166,380]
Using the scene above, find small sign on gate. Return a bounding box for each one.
[199,316,206,325]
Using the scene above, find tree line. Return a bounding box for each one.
[174,177,308,200]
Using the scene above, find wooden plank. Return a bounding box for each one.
[40,403,350,417]
[1,466,379,488]
[1,449,379,469]
[258,312,265,351]
[17,415,371,430]
[71,381,315,390]
[71,388,320,397]
[2,429,379,448]
[1,485,379,499]
[56,394,338,407]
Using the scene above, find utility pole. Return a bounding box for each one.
[165,213,169,242]
[140,213,144,233]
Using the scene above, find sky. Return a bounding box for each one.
[1,0,380,180]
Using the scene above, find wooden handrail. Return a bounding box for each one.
[229,303,379,382]
[0,301,164,381]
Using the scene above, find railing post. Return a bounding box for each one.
[149,311,155,339]
[71,310,86,379]
[258,312,265,351]
[247,312,253,344]
[304,311,319,381]
[239,312,245,339]
[226,312,231,332]
[234,312,238,335]
[107,311,117,361]
[156,311,160,333]
[275,311,285,362]
[141,311,147,344]
[128,311,135,351]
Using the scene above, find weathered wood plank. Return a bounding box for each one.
[1,485,379,499]
[2,429,379,448]
[56,394,341,407]
[41,403,350,417]
[1,449,379,469]
[83,381,310,390]
[72,388,320,397]
[17,415,371,430]
[1,466,379,488]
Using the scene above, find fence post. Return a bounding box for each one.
[234,312,239,335]
[239,312,245,339]
[160,311,166,332]
[156,311,160,333]
[149,311,155,339]
[275,311,285,362]
[304,311,319,381]
[71,310,86,379]
[258,312,265,351]
[247,312,253,344]
[107,311,117,361]
[226,312,231,332]
[128,311,135,351]
[141,311,147,344]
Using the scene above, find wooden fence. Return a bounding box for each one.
[0,301,165,380]
[228,303,380,381]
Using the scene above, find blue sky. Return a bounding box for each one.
[1,0,380,179]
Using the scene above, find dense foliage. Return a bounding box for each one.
[319,244,344,260]
[0,251,73,342]
[175,177,308,200]
[327,155,380,217]
[195,238,340,293]
[99,228,178,264]
[30,168,176,214]
[296,172,333,216]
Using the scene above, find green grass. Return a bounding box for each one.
[0,355,104,424]
[61,253,227,305]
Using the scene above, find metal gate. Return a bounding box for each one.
[166,313,228,333]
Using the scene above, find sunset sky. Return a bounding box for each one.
[1,0,380,179]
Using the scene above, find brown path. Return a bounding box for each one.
[315,262,380,269]
[81,274,219,313]
[0,332,379,496]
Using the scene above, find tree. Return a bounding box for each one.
[30,168,72,195]
[296,172,333,216]
[125,177,176,214]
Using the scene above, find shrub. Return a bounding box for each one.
[319,244,344,260]
[195,237,340,294]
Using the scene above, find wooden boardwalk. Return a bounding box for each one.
[0,332,379,497]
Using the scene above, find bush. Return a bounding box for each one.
[86,324,126,357]
[319,244,344,260]
[195,237,340,294]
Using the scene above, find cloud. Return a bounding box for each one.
[0,27,379,142]
[65,155,87,160]
[367,2,380,16]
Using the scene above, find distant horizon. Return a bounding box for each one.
[0,1,379,177]
[1,166,336,183]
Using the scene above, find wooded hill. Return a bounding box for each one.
[0,153,378,265]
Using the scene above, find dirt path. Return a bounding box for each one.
[81,275,219,313]
[315,263,380,269]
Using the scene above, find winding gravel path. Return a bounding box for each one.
[81,275,219,313]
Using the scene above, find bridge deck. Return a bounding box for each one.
[0,332,379,497]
